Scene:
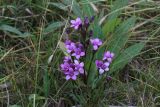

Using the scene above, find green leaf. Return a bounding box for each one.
[107,17,136,55]
[43,69,50,97]
[102,0,128,35]
[63,0,72,5]
[108,0,128,20]
[102,18,121,36]
[110,42,145,73]
[63,0,83,17]
[28,94,45,101]
[43,21,64,34]
[48,2,68,11]
[93,19,104,39]
[81,0,94,17]
[0,25,22,35]
[87,62,97,86]
[0,25,33,37]
[72,0,83,17]
[9,105,21,107]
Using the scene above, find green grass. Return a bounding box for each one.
[0,0,160,106]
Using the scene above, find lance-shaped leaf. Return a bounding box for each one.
[103,0,128,35]
[110,42,145,73]
[107,17,136,55]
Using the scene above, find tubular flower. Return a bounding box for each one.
[95,60,110,74]
[65,40,76,53]
[71,43,85,59]
[74,60,84,74]
[90,38,102,50]
[103,51,114,62]
[70,17,82,30]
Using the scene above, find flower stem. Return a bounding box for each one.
[87,51,95,79]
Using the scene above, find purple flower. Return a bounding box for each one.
[70,17,82,30]
[65,40,76,53]
[65,68,79,80]
[72,48,85,59]
[60,55,85,80]
[60,62,71,72]
[95,60,110,74]
[103,51,114,62]
[60,61,79,80]
[74,60,84,74]
[64,56,72,63]
[90,38,102,50]
[72,43,85,59]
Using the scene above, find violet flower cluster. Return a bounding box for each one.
[95,51,114,74]
[60,17,115,80]
[60,40,85,80]
[61,56,84,80]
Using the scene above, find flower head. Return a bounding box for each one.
[60,55,85,80]
[60,61,79,80]
[90,38,102,50]
[64,56,72,63]
[70,17,82,30]
[72,43,85,59]
[74,60,84,74]
[65,40,76,53]
[95,60,110,74]
[65,68,79,80]
[103,51,114,62]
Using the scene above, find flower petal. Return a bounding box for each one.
[66,75,71,80]
[71,75,77,80]
[79,68,84,74]
[105,67,109,71]
[74,60,79,64]
[93,45,98,50]
[76,55,80,59]
[70,20,76,24]
[76,17,81,23]
[99,69,104,74]
[80,62,84,67]
[74,71,79,75]
[80,52,85,56]
[104,62,110,67]
[74,25,79,30]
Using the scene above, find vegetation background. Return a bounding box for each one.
[0,0,160,107]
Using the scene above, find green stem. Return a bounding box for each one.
[87,52,95,79]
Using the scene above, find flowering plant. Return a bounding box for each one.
[50,1,144,106]
[60,17,114,81]
[59,17,115,106]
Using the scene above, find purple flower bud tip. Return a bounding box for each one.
[107,76,112,81]
[70,17,82,30]
[84,17,89,26]
[90,38,102,50]
[90,16,95,22]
